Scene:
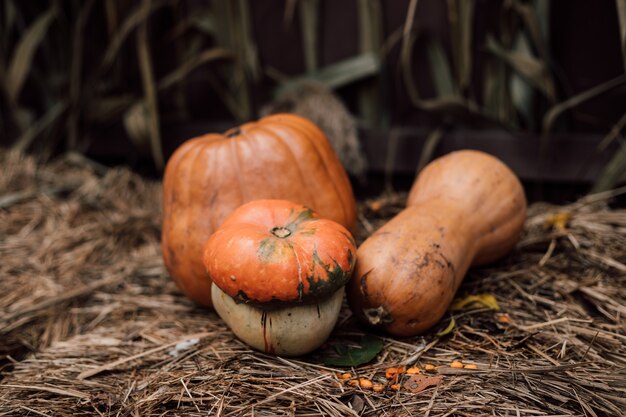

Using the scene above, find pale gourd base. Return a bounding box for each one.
[211,283,344,357]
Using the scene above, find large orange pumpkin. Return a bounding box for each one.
[162,114,357,307]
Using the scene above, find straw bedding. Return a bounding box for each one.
[1,149,625,416]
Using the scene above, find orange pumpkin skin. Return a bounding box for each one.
[203,199,356,305]
[347,150,527,336]
[162,114,357,307]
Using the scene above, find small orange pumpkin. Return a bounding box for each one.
[204,199,356,356]
[204,199,356,304]
[162,114,357,307]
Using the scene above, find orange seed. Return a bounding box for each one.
[372,383,384,393]
[450,360,463,368]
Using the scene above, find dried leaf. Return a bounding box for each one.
[450,294,500,311]
[435,317,456,337]
[512,0,550,66]
[123,101,150,152]
[510,32,536,127]
[298,53,379,90]
[544,212,571,232]
[542,75,626,138]
[6,6,56,103]
[322,335,383,367]
[400,7,483,118]
[402,374,443,393]
[486,35,554,100]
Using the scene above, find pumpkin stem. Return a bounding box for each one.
[271,227,291,238]
[363,306,393,326]
[226,128,241,138]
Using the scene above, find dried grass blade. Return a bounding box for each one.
[427,38,456,97]
[12,101,67,152]
[3,0,17,35]
[513,0,551,67]
[542,74,626,137]
[100,0,168,71]
[157,48,231,91]
[487,35,554,100]
[2,384,89,400]
[592,140,626,192]
[356,0,384,125]
[136,0,163,171]
[6,6,56,103]
[303,53,379,89]
[67,0,96,150]
[617,0,626,72]
[299,0,320,73]
[447,0,474,91]
[416,127,444,174]
[104,0,119,38]
[77,332,214,380]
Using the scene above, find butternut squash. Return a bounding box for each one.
[347,150,527,336]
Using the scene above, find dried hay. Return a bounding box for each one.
[1,149,625,416]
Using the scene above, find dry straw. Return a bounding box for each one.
[1,149,625,416]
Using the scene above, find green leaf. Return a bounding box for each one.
[322,335,383,367]
[6,6,57,103]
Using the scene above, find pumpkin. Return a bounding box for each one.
[162,114,357,307]
[347,150,527,336]
[204,199,356,356]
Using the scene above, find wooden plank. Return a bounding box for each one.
[361,128,616,183]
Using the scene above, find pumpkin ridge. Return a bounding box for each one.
[277,117,350,229]
[202,144,219,233]
[230,130,248,202]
